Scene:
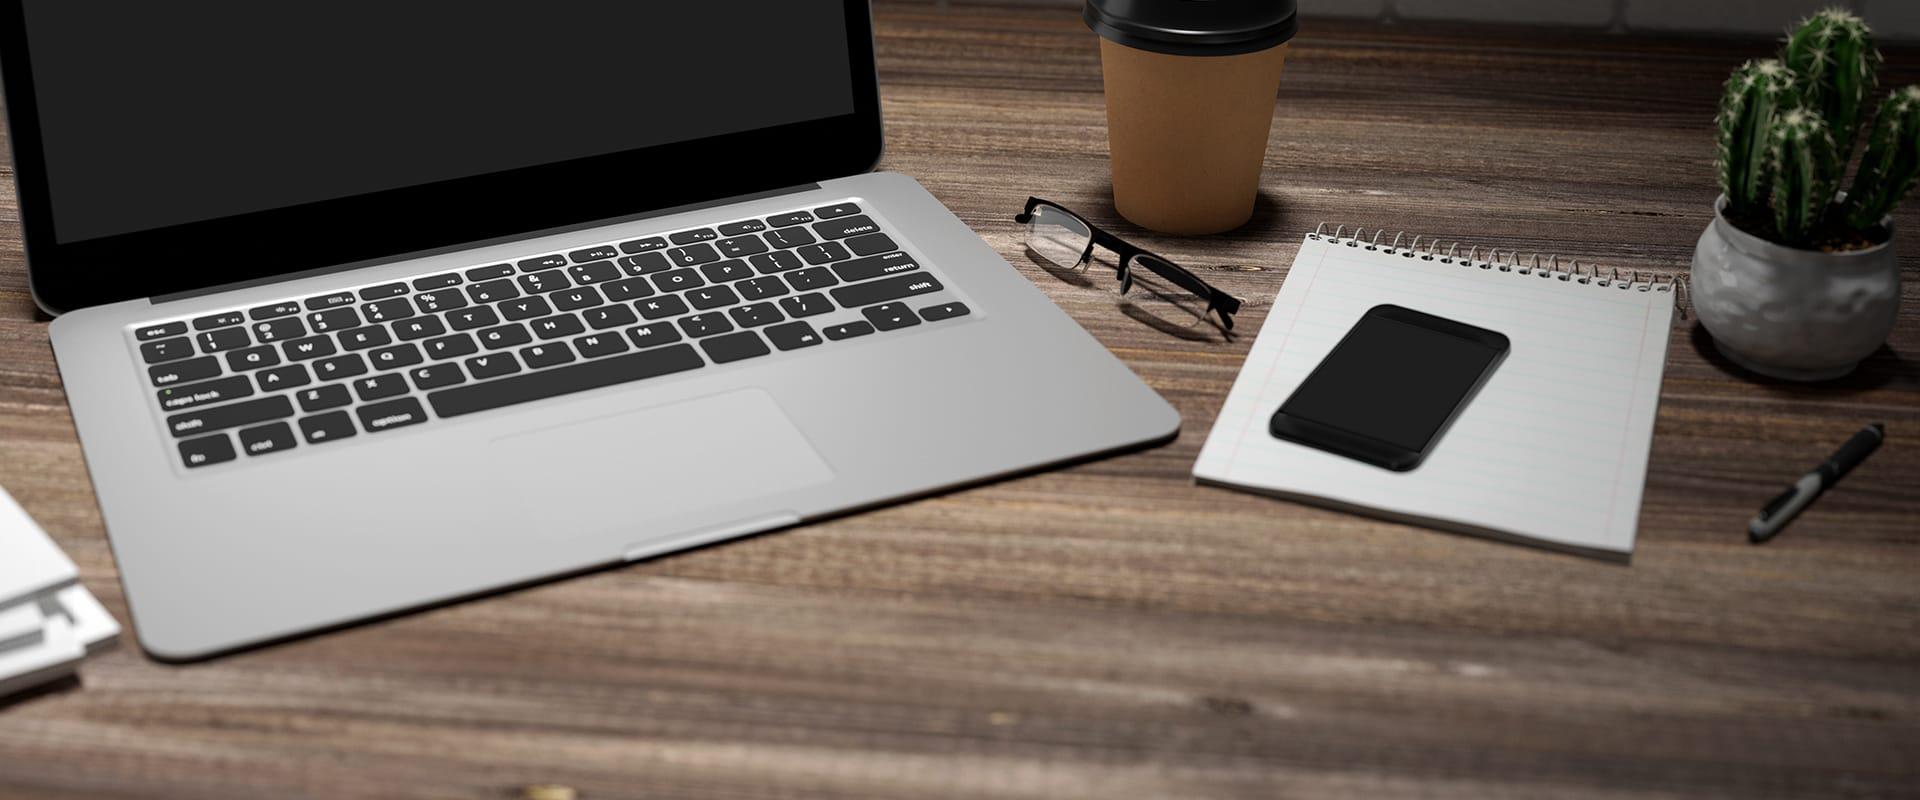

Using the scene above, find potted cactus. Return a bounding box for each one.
[1693,10,1914,381]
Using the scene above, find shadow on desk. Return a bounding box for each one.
[1687,324,1905,395]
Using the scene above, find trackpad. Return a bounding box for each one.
[489,389,833,539]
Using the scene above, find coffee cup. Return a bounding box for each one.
[1085,0,1298,235]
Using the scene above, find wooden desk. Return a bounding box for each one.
[2,5,1915,798]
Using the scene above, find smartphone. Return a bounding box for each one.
[1269,304,1509,471]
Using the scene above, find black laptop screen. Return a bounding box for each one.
[21,2,855,244]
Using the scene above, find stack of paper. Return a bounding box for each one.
[1,485,118,698]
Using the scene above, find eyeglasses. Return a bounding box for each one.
[1013,197,1244,332]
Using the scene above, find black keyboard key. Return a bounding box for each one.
[778,292,835,318]
[196,327,251,353]
[700,331,770,364]
[716,235,768,258]
[415,288,468,314]
[766,211,814,227]
[518,254,568,272]
[728,302,784,328]
[412,272,462,291]
[569,260,621,285]
[787,267,840,291]
[797,242,851,264]
[281,335,337,361]
[297,384,352,412]
[178,435,236,468]
[666,243,720,266]
[764,227,817,250]
[812,214,881,240]
[845,232,897,257]
[478,323,532,350]
[719,219,768,236]
[392,317,445,341]
[238,422,297,457]
[669,228,717,245]
[920,302,971,321]
[409,363,466,390]
[738,276,790,301]
[252,317,306,343]
[520,341,576,369]
[814,202,860,219]
[583,304,638,330]
[255,364,311,392]
[687,285,740,310]
[863,302,922,331]
[833,273,943,308]
[308,307,360,333]
[249,301,301,320]
[655,268,705,292]
[823,321,874,340]
[679,313,734,338]
[626,322,683,348]
[353,374,409,402]
[552,287,603,312]
[305,292,357,311]
[466,278,520,304]
[518,269,571,294]
[568,245,620,263]
[602,276,655,302]
[618,236,667,254]
[573,331,629,359]
[140,337,194,364]
[531,314,586,340]
[620,252,672,275]
[833,251,919,283]
[430,345,704,418]
[150,356,221,387]
[298,411,357,445]
[498,296,553,321]
[363,296,414,323]
[424,332,479,360]
[136,321,188,341]
[359,282,408,301]
[465,263,515,281]
[701,259,756,283]
[167,395,294,438]
[314,353,369,381]
[225,345,280,372]
[446,306,499,331]
[356,397,429,433]
[157,375,254,412]
[465,352,522,380]
[193,312,245,330]
[369,343,424,370]
[338,326,392,351]
[764,321,823,351]
[751,251,804,273]
[635,294,691,320]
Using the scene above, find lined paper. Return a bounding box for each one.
[1193,235,1675,558]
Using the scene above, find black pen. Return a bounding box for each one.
[1749,423,1885,544]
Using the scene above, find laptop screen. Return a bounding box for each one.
[21,2,855,244]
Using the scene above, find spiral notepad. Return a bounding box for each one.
[1193,227,1680,559]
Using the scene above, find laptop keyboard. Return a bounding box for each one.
[132,201,972,469]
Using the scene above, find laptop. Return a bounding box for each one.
[1,1,1179,659]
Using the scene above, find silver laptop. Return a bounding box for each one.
[2,2,1177,659]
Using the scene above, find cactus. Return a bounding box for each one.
[1782,9,1879,166]
[1844,85,1920,229]
[1766,108,1840,245]
[1717,59,1800,214]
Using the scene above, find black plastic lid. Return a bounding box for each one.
[1085,0,1298,57]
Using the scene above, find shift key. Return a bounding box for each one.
[829,273,943,308]
[166,395,293,438]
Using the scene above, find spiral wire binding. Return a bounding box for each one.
[1309,224,1690,318]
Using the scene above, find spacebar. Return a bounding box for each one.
[427,344,705,418]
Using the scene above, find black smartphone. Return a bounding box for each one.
[1269,304,1509,472]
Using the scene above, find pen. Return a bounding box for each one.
[1749,423,1885,544]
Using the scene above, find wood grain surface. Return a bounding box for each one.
[2,5,1917,798]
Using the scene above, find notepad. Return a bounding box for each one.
[1194,228,1679,559]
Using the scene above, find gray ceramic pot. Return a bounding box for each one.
[1690,195,1900,381]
